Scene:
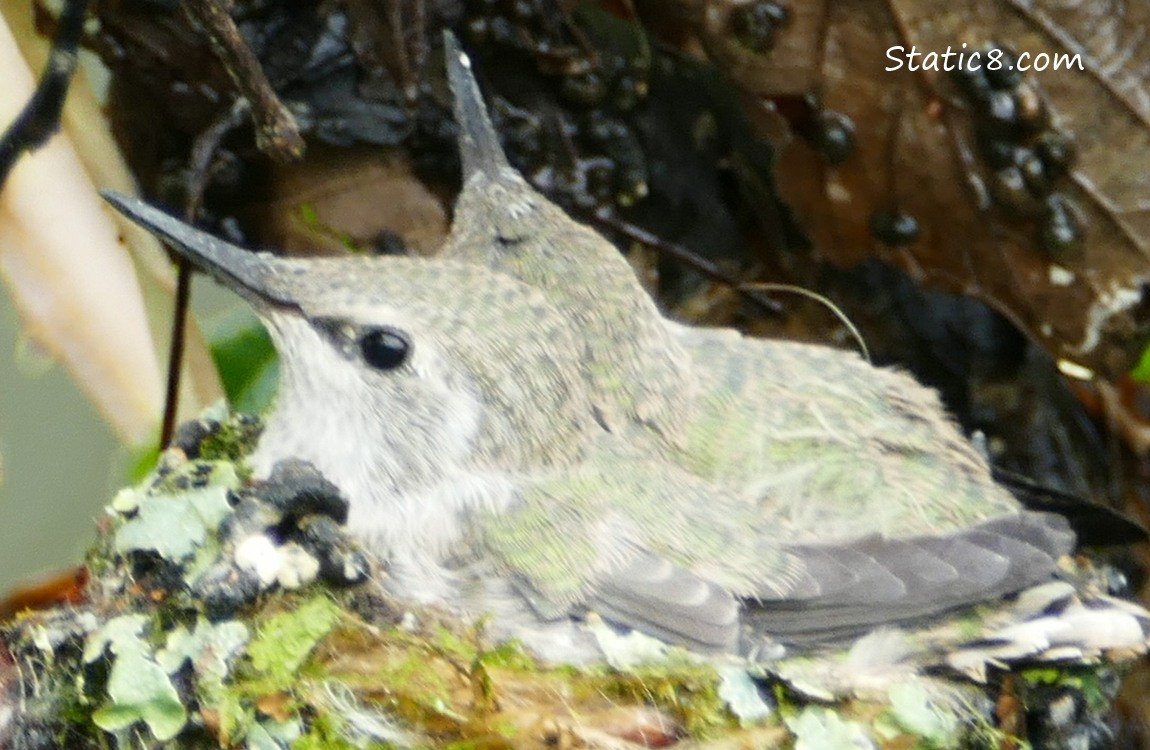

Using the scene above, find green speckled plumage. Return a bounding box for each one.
[435,39,1031,633]
[103,37,1118,663]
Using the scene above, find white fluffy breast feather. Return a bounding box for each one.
[250,311,520,603]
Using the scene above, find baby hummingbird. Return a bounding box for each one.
[103,35,1149,672]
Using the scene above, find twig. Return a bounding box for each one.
[0,0,88,187]
[158,103,247,449]
[182,0,305,162]
[590,209,784,315]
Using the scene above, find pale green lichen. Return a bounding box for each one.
[718,665,775,724]
[0,411,1137,749]
[244,719,301,750]
[114,483,233,562]
[882,680,962,747]
[785,706,873,750]
[84,615,188,742]
[157,618,251,686]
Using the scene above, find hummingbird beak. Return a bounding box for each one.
[443,30,513,183]
[102,191,300,311]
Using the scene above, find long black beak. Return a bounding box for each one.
[103,191,299,309]
[443,30,513,183]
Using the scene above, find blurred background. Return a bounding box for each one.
[0,289,117,590]
[4,0,1150,741]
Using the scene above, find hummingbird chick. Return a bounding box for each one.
[103,34,1150,675]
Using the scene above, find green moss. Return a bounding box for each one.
[6,404,1140,750]
[591,660,734,737]
[194,414,264,466]
[473,638,537,672]
[247,595,342,691]
[1020,664,1123,715]
[293,714,360,750]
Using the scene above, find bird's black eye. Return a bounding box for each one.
[359,327,411,370]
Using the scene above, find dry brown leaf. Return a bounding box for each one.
[251,146,450,257]
[677,0,1150,378]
